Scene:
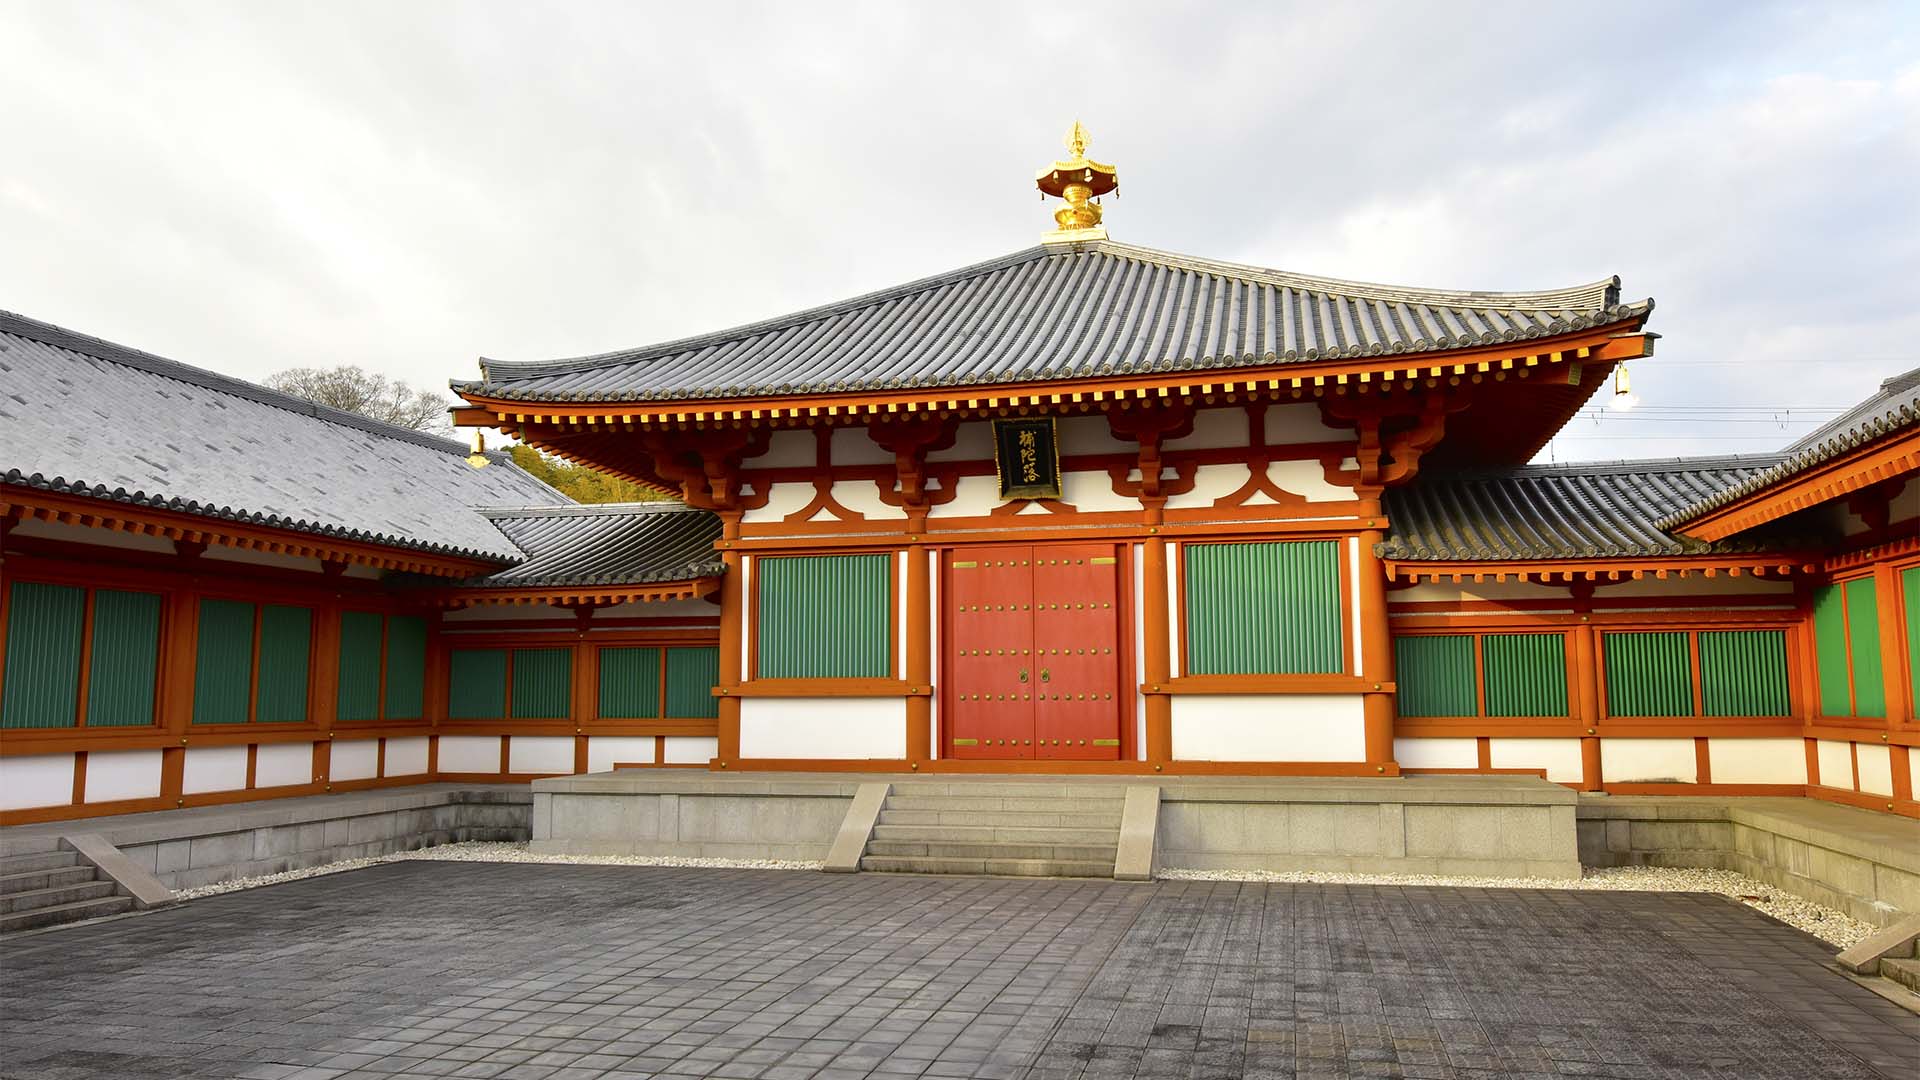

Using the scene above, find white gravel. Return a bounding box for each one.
[173,844,1873,948]
[1158,864,1876,948]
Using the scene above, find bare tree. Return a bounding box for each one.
[266,365,452,434]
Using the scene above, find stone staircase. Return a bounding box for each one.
[0,845,137,934]
[1836,913,1920,1013]
[858,781,1127,877]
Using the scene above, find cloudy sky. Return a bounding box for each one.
[3,1,1915,461]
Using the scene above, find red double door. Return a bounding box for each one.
[946,543,1123,761]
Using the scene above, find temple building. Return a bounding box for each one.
[2,129,1915,831]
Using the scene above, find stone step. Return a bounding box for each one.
[865,840,1118,861]
[0,880,120,915]
[887,782,1134,799]
[883,794,1125,813]
[1882,957,1920,994]
[870,824,1118,846]
[878,808,1123,829]
[0,851,82,876]
[859,855,1114,878]
[0,895,137,934]
[0,866,99,895]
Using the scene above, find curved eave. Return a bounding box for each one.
[455,321,1653,423]
[1663,426,1920,542]
[2,478,509,577]
[434,576,722,608]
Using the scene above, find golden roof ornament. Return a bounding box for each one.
[1035,121,1117,244]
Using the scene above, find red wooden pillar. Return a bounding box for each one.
[716,534,743,765]
[158,588,199,805]
[1141,537,1172,764]
[1355,530,1395,772]
[904,545,932,762]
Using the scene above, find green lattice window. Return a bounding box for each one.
[1185,541,1343,675]
[756,554,891,679]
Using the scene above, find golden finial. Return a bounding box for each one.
[466,430,490,468]
[1036,121,1117,244]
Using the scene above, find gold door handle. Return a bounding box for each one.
[1018,668,1029,683]
[1040,668,1050,682]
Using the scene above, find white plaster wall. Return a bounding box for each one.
[444,605,564,624]
[1392,582,1568,605]
[10,517,177,552]
[739,698,906,759]
[1601,738,1696,783]
[747,429,815,469]
[1162,464,1250,509]
[1057,414,1133,454]
[1263,461,1350,503]
[1489,738,1584,783]
[742,481,818,524]
[182,745,249,794]
[928,548,941,756]
[927,475,1004,518]
[1267,402,1348,444]
[1393,737,1477,769]
[588,736,657,772]
[1816,739,1854,788]
[254,742,313,788]
[591,598,720,623]
[200,547,323,573]
[437,735,501,774]
[664,736,720,764]
[86,749,162,802]
[831,480,907,520]
[1162,407,1248,450]
[1707,738,1807,785]
[1855,744,1895,796]
[926,421,994,462]
[831,426,893,465]
[1169,695,1366,762]
[1594,575,1796,601]
[384,736,429,776]
[1061,469,1140,512]
[331,739,380,781]
[509,735,576,774]
[341,564,383,581]
[1,754,73,810]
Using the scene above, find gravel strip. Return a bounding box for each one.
[1158,864,1875,948]
[172,844,1872,948]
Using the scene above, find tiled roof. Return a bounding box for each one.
[462,503,723,588]
[1379,456,1784,561]
[0,310,561,562]
[1658,367,1920,531]
[456,241,1649,403]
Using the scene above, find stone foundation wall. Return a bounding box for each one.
[531,774,860,859]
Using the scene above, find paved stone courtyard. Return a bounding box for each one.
[2,863,1914,1080]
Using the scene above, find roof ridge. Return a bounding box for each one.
[0,309,471,457]
[465,246,1056,384]
[1435,453,1785,479]
[1088,240,1629,310]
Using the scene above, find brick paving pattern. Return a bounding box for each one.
[1,862,1913,1079]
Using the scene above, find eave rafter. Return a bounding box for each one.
[436,576,722,609]
[1,487,501,578]
[1383,554,1816,585]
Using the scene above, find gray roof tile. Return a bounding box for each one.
[0,310,561,562]
[1658,367,1920,531]
[462,503,722,588]
[1380,456,1785,561]
[456,241,1648,403]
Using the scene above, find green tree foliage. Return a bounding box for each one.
[507,444,671,504]
[266,365,453,433]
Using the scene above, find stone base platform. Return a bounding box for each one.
[531,771,1583,879]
